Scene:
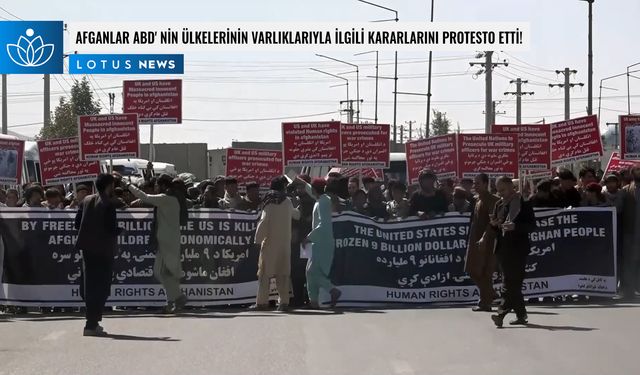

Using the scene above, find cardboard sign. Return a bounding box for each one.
[78,114,140,161]
[619,115,640,160]
[458,133,519,178]
[282,121,341,167]
[38,137,100,185]
[551,115,603,165]
[405,134,458,184]
[492,124,551,171]
[0,138,24,184]
[123,79,182,124]
[225,148,283,187]
[340,123,390,168]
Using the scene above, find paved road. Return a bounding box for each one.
[1,302,638,375]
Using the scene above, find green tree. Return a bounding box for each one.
[37,77,101,140]
[430,109,452,136]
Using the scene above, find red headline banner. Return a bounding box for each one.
[282,121,341,167]
[492,124,551,171]
[619,115,640,160]
[225,148,283,187]
[0,138,24,184]
[405,134,458,184]
[78,114,140,161]
[123,79,182,124]
[551,115,602,165]
[603,151,640,177]
[38,137,100,185]
[458,133,519,178]
[341,123,390,168]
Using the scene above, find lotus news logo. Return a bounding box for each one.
[7,28,55,67]
[0,21,63,74]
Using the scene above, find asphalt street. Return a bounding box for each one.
[1,302,638,375]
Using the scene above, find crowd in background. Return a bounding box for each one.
[1,163,639,305]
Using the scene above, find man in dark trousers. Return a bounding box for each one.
[75,174,121,336]
[490,176,536,328]
[465,173,499,312]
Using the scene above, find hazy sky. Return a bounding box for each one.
[3,0,639,148]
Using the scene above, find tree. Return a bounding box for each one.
[37,77,101,140]
[430,109,452,136]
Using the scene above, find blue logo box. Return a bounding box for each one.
[69,54,184,74]
[0,21,64,74]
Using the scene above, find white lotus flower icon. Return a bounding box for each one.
[6,28,55,67]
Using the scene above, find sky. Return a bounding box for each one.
[2,0,639,149]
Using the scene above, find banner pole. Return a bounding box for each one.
[149,123,155,162]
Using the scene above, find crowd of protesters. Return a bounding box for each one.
[1,162,639,322]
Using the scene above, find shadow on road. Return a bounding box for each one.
[99,333,180,342]
[505,323,598,332]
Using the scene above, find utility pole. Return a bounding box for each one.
[483,100,506,125]
[400,124,405,144]
[606,122,619,149]
[393,51,398,143]
[470,51,508,133]
[425,0,435,138]
[504,78,534,125]
[583,0,594,115]
[340,100,359,124]
[44,74,50,128]
[405,120,414,141]
[108,93,115,114]
[1,74,7,135]
[549,68,583,120]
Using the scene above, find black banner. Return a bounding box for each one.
[329,208,616,305]
[0,207,616,307]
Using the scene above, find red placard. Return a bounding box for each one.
[78,114,140,161]
[0,138,24,184]
[492,124,551,171]
[619,115,640,160]
[340,123,390,168]
[603,152,640,176]
[551,115,603,165]
[458,133,519,178]
[282,121,341,167]
[38,137,100,185]
[123,79,182,124]
[405,134,458,184]
[225,148,283,188]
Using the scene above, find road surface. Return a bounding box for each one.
[1,302,638,375]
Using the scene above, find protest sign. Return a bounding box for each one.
[78,114,140,161]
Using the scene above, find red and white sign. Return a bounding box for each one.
[0,138,24,184]
[551,115,603,165]
[38,137,100,185]
[340,123,390,168]
[458,133,519,178]
[492,124,551,171]
[603,152,640,176]
[619,115,640,160]
[282,121,341,167]
[226,148,283,188]
[405,134,458,184]
[78,114,140,161]
[123,79,182,124]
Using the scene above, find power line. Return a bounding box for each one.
[502,52,555,72]
[183,110,339,122]
[0,6,23,20]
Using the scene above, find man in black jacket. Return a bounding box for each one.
[75,174,122,336]
[490,176,537,328]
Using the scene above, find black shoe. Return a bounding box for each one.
[509,316,528,325]
[491,314,504,328]
[472,305,492,312]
